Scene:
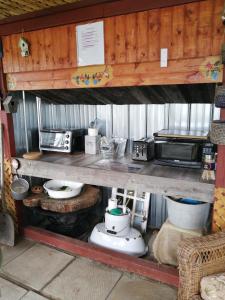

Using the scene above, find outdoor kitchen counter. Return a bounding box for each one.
[14,152,214,203]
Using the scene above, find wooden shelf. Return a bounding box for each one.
[15,152,214,203]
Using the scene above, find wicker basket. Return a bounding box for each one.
[210,121,225,145]
[177,231,225,300]
[214,85,225,108]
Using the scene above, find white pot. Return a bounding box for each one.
[88,128,98,136]
[105,207,131,236]
[43,180,84,199]
[165,196,210,230]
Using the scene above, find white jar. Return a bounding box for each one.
[88,128,98,136]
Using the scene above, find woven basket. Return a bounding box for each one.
[210,121,225,145]
[214,86,225,108]
[177,232,225,300]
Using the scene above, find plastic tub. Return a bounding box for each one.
[165,196,210,230]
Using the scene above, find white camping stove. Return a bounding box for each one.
[89,199,148,257]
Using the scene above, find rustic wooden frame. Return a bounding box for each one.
[14,156,214,202]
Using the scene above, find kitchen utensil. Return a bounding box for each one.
[0,123,15,246]
[43,180,84,199]
[11,178,29,200]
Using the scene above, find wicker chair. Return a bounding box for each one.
[177,231,225,300]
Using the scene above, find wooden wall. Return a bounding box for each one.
[2,0,223,74]
[1,0,224,90]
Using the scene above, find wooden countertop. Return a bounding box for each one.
[15,152,214,203]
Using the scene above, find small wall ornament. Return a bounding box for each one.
[18,37,30,57]
[71,65,112,87]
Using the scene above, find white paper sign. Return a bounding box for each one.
[76,21,105,67]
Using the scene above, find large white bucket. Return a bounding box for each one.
[165,196,211,230]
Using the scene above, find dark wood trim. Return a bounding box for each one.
[0,53,15,158]
[0,0,205,36]
[0,112,16,158]
[0,0,114,25]
[24,226,179,287]
[0,59,6,99]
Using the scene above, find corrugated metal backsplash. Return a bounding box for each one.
[13,92,220,228]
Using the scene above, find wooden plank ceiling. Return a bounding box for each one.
[0,0,81,20]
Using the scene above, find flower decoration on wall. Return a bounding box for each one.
[72,65,112,87]
[200,58,223,81]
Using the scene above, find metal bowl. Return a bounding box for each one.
[11,178,29,200]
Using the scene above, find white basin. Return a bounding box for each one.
[43,180,84,199]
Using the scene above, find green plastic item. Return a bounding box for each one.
[109,208,123,215]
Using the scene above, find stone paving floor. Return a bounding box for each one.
[0,239,177,300]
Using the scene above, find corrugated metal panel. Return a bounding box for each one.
[13,92,218,228]
[13,93,38,154]
[147,104,168,137]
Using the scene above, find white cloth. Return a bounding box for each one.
[201,273,225,300]
[152,219,203,266]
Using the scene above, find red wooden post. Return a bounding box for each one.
[0,52,22,233]
[212,66,225,231]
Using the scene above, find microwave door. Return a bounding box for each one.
[155,141,200,161]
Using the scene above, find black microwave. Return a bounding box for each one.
[153,129,214,169]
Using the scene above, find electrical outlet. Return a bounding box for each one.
[160,48,168,68]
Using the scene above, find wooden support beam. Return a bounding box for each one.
[0,111,16,158]
[15,156,214,202]
[0,47,22,233]
[0,0,204,36]
[6,56,223,91]
[0,53,15,158]
[212,60,225,231]
[24,226,179,287]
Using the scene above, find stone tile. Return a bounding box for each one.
[1,239,35,266]
[1,244,73,291]
[21,291,49,300]
[0,277,27,300]
[43,257,122,300]
[107,274,177,300]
